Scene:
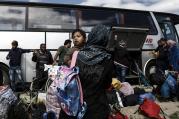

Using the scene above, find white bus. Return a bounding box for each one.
[0,1,179,84]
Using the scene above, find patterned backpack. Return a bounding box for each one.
[56,51,87,119]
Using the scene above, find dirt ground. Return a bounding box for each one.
[120,101,179,119]
[19,85,179,119]
[120,85,179,119]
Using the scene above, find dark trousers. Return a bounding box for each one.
[33,69,48,90]
[115,64,127,82]
[155,60,168,85]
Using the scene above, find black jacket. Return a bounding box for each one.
[59,58,113,119]
[155,45,169,64]
[77,58,113,119]
[32,50,53,70]
[113,46,130,67]
[6,48,30,67]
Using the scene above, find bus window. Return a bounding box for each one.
[155,14,178,42]
[28,7,76,30]
[0,6,25,30]
[0,32,45,49]
[46,32,70,49]
[122,11,157,35]
[79,9,119,32]
[159,22,178,41]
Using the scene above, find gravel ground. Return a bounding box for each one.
[120,101,179,119]
[119,85,179,119]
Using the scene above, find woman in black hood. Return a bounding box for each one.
[59,24,114,119]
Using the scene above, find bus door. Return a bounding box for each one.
[154,14,179,43]
[159,21,178,42]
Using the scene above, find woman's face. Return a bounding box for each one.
[72,32,85,47]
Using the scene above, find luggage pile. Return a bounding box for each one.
[0,85,17,119]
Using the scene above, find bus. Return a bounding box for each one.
[0,1,179,84]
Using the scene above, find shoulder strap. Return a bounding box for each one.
[70,51,84,104]
[70,51,79,68]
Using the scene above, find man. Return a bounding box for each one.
[152,38,169,85]
[32,43,53,90]
[53,39,71,65]
[6,40,31,91]
[113,40,130,82]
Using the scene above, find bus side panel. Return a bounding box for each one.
[142,12,164,72]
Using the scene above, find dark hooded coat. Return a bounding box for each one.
[59,25,113,119]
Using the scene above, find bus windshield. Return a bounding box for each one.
[155,13,178,42]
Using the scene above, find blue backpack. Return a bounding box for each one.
[56,51,87,119]
[138,93,155,104]
[161,74,177,98]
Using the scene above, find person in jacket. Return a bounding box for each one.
[64,29,86,66]
[152,38,169,85]
[53,39,72,66]
[154,38,169,72]
[6,40,31,91]
[32,43,53,90]
[113,40,130,82]
[59,25,113,119]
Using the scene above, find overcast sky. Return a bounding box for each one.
[4,0,179,15]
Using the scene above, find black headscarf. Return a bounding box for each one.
[78,24,111,65]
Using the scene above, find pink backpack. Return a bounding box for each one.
[119,82,134,96]
[46,51,86,119]
[46,68,61,119]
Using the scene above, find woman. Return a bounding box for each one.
[60,25,113,119]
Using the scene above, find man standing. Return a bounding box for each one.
[53,39,71,65]
[6,40,31,91]
[32,43,53,90]
[113,40,130,82]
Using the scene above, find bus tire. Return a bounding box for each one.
[145,59,156,85]
[0,63,10,85]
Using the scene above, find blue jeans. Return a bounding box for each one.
[9,66,23,91]
[115,64,127,82]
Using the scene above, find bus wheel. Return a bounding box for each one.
[145,60,156,85]
[0,63,10,85]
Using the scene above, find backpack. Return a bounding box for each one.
[46,76,61,119]
[0,86,17,119]
[56,51,87,119]
[119,82,134,96]
[138,93,155,104]
[160,73,177,98]
[122,94,139,107]
[139,99,165,119]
